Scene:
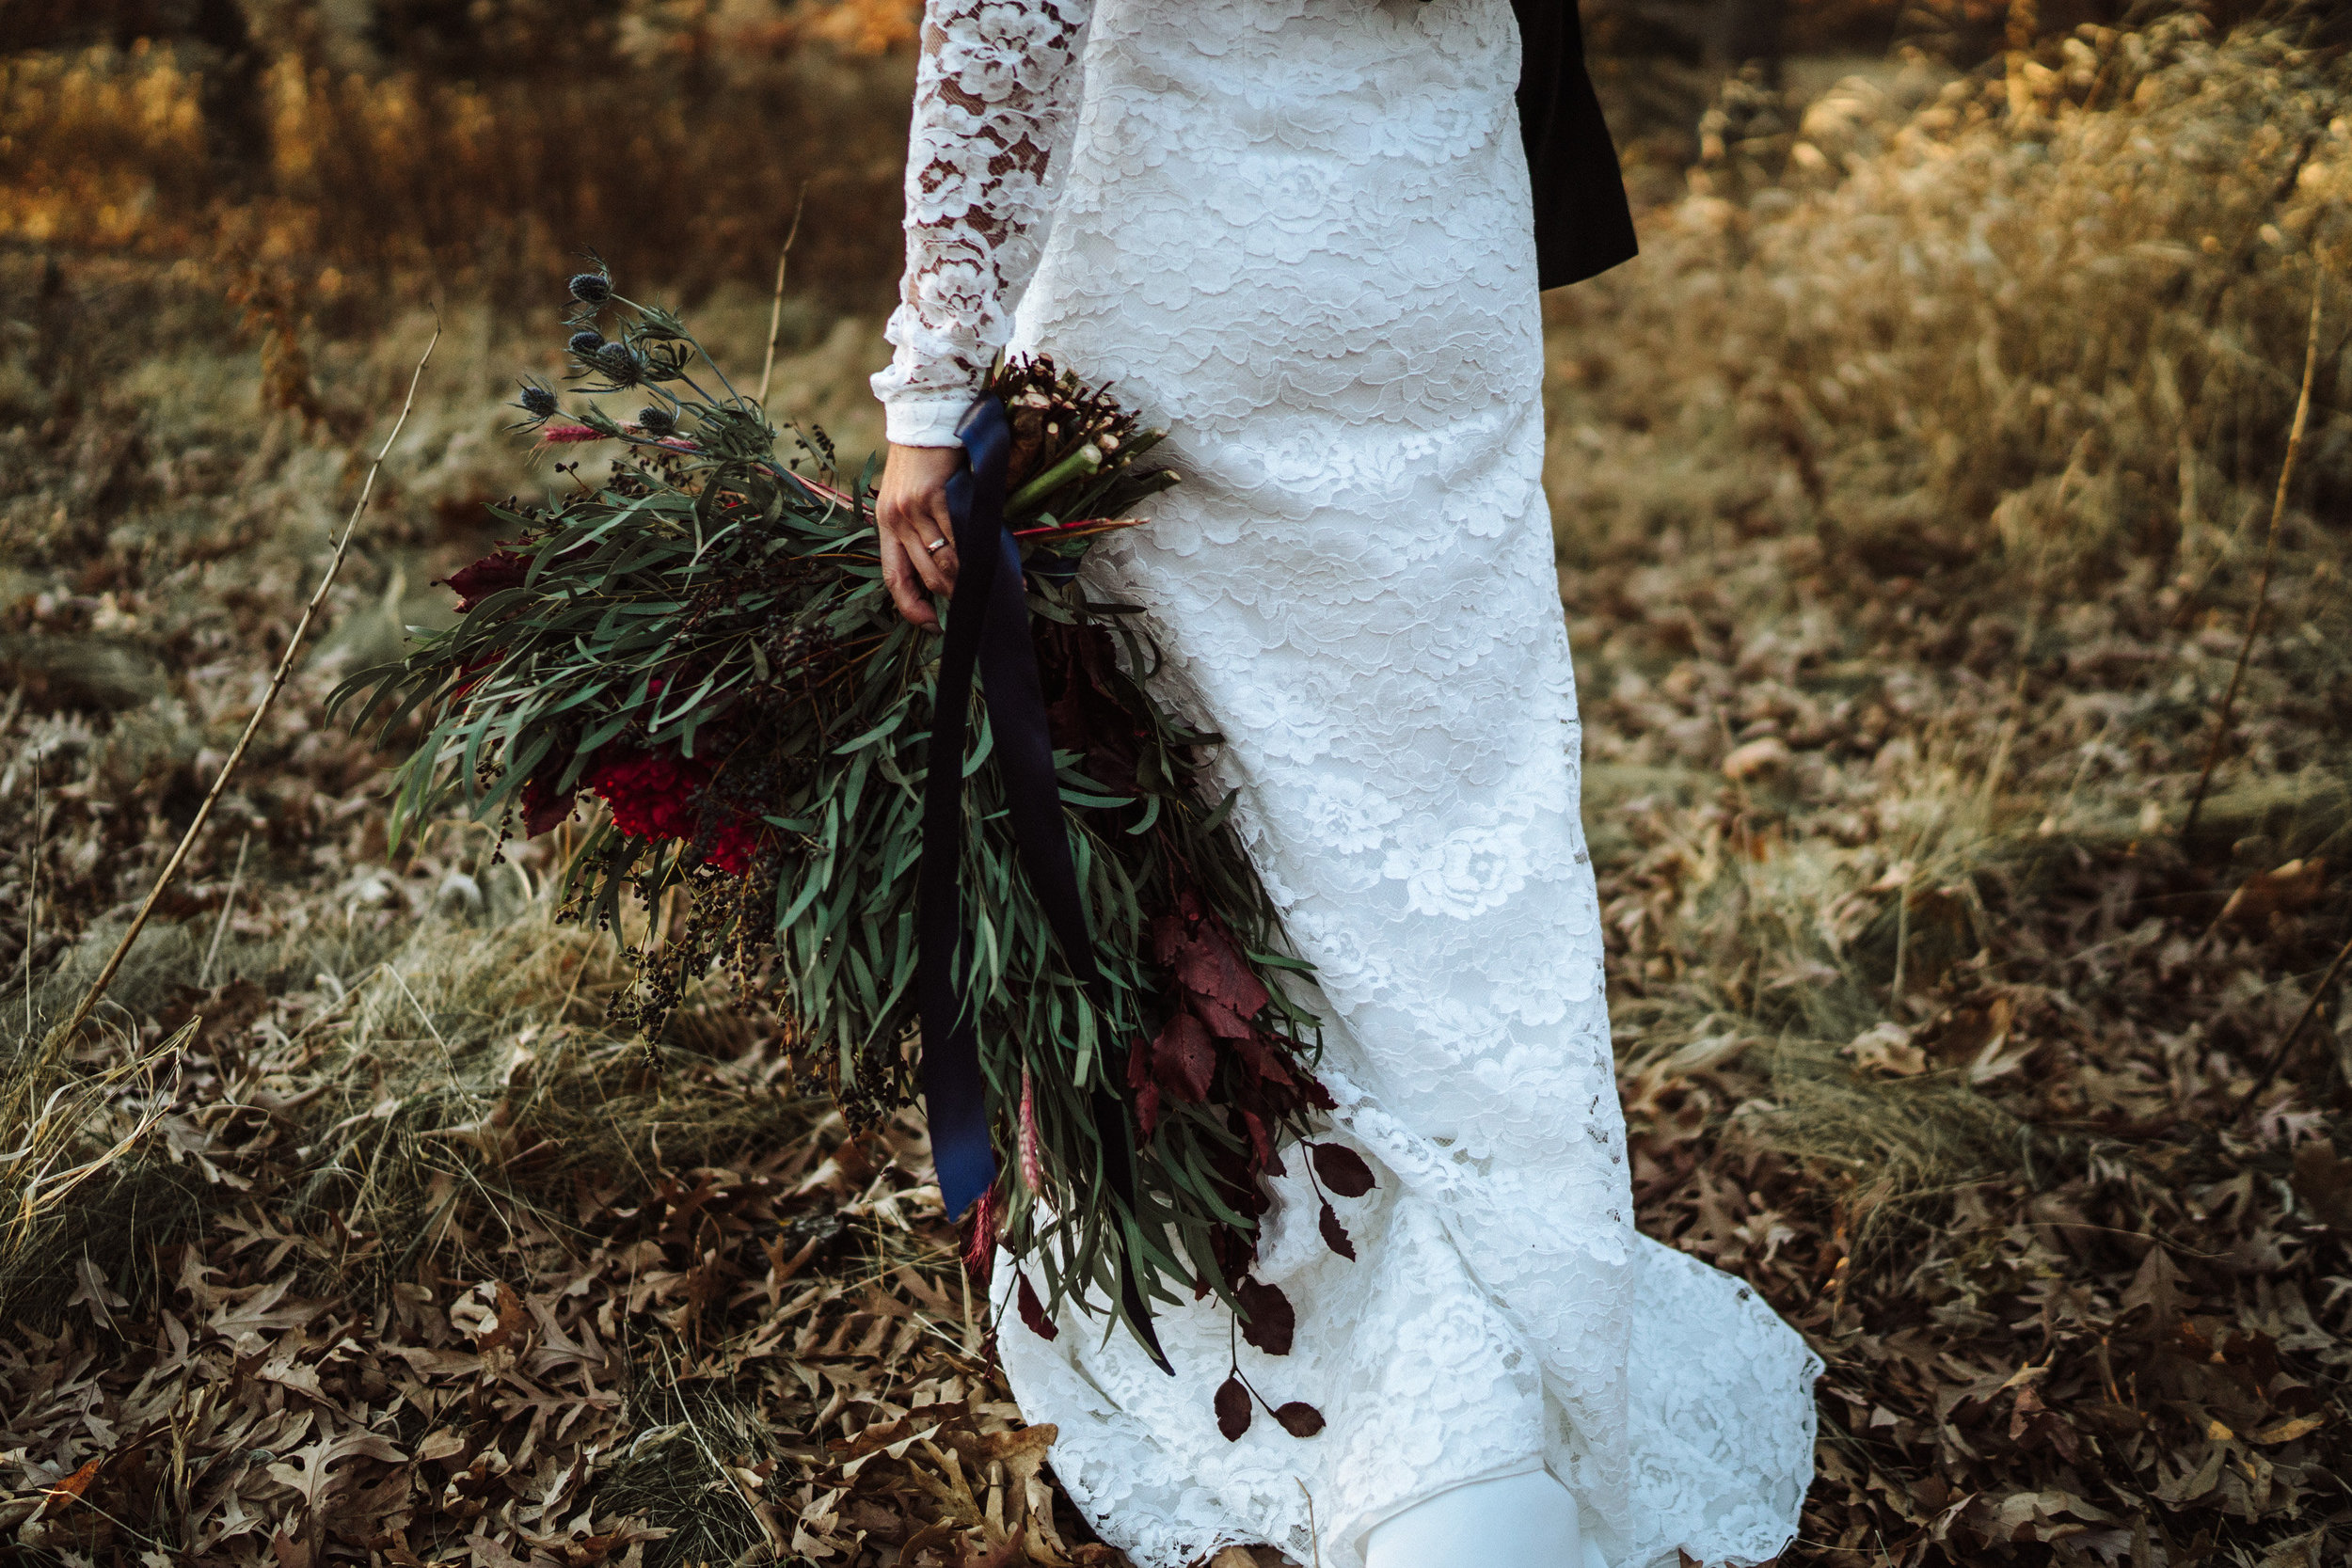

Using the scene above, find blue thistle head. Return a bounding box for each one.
[636,405,676,436]
[516,382,559,420]
[568,270,613,306]
[567,329,605,357]
[596,341,643,386]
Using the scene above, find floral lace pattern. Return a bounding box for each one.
[880,0,1822,1562]
[872,0,1090,444]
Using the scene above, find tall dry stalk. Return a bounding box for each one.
[42,324,441,1060]
[2005,0,2042,120]
[756,187,808,408]
[2233,931,2352,1117]
[2181,271,2327,842]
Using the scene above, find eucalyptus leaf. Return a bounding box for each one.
[329,320,1326,1362]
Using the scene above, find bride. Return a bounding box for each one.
[866,0,1821,1563]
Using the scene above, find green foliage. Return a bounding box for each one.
[331,293,1327,1346]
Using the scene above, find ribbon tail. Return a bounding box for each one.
[916,410,1009,1223]
[915,393,1170,1373]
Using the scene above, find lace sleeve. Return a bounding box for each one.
[870,0,1092,447]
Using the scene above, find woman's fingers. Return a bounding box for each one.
[879,528,940,629]
[900,490,958,595]
[875,442,968,626]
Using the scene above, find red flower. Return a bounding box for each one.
[583,746,705,842]
[580,743,761,874]
[700,815,761,876]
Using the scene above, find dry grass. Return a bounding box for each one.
[1543,15,2352,1560]
[0,0,920,313]
[3,8,2352,1568]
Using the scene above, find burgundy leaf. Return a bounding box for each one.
[439,549,531,611]
[1015,1271,1058,1342]
[1317,1199,1357,1262]
[1300,1074,1338,1112]
[1241,1110,1279,1175]
[1232,1030,1296,1087]
[1234,1277,1295,1357]
[1127,1038,1163,1140]
[1208,1226,1251,1291]
[1273,1402,1327,1438]
[1171,925,1270,1037]
[1311,1142,1375,1198]
[1152,1012,1216,1102]
[519,775,574,838]
[1215,1374,1251,1441]
[1149,902,1195,969]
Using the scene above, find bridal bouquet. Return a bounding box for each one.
[334,273,1370,1427]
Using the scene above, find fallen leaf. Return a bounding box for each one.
[2122,1245,2189,1327]
[2218,859,2328,927]
[464,1531,533,1568]
[476,1280,529,1354]
[69,1255,128,1333]
[1843,1022,1926,1077]
[1722,736,1791,782]
[2250,1414,2326,1445]
[2292,1142,2352,1230]
[38,1455,103,1515]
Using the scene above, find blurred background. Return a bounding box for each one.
[5,2,2352,1566]
[2,0,2318,309]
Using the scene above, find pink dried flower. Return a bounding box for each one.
[1019,1065,1047,1197]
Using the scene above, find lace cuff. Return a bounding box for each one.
[871,0,1092,443]
[884,391,985,448]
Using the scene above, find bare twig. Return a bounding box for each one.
[389,963,482,1112]
[2183,272,2324,842]
[23,758,37,1040]
[44,323,441,1059]
[196,831,251,990]
[2233,928,2352,1121]
[755,186,807,408]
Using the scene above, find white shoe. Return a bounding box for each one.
[1362,1470,1602,1568]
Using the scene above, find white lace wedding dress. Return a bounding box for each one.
[870,0,1822,1563]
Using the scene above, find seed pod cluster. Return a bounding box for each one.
[994,356,1159,505]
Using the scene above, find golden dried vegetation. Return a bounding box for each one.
[2,6,2351,1568]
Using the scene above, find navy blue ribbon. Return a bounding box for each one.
[916,395,1170,1371]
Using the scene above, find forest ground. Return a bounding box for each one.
[5,13,2352,1568]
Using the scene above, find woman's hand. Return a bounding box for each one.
[875,442,964,628]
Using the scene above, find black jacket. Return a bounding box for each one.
[1510,0,1638,288]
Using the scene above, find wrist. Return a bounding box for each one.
[882,394,978,449]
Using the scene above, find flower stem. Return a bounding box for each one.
[1007,442,1104,520]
